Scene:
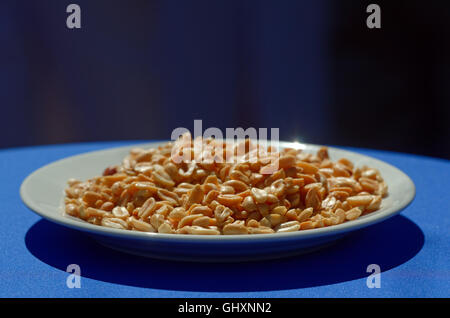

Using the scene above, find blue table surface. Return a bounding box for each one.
[1,141,449,298]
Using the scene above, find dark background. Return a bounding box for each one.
[2,0,449,159]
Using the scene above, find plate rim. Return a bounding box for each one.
[20,141,416,243]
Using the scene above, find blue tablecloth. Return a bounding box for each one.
[1,141,449,298]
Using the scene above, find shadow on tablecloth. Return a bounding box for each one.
[24,215,424,292]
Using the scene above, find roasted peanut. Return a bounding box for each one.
[65,140,387,235]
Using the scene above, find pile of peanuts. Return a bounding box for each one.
[64,138,388,235]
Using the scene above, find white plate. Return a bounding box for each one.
[20,141,415,262]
